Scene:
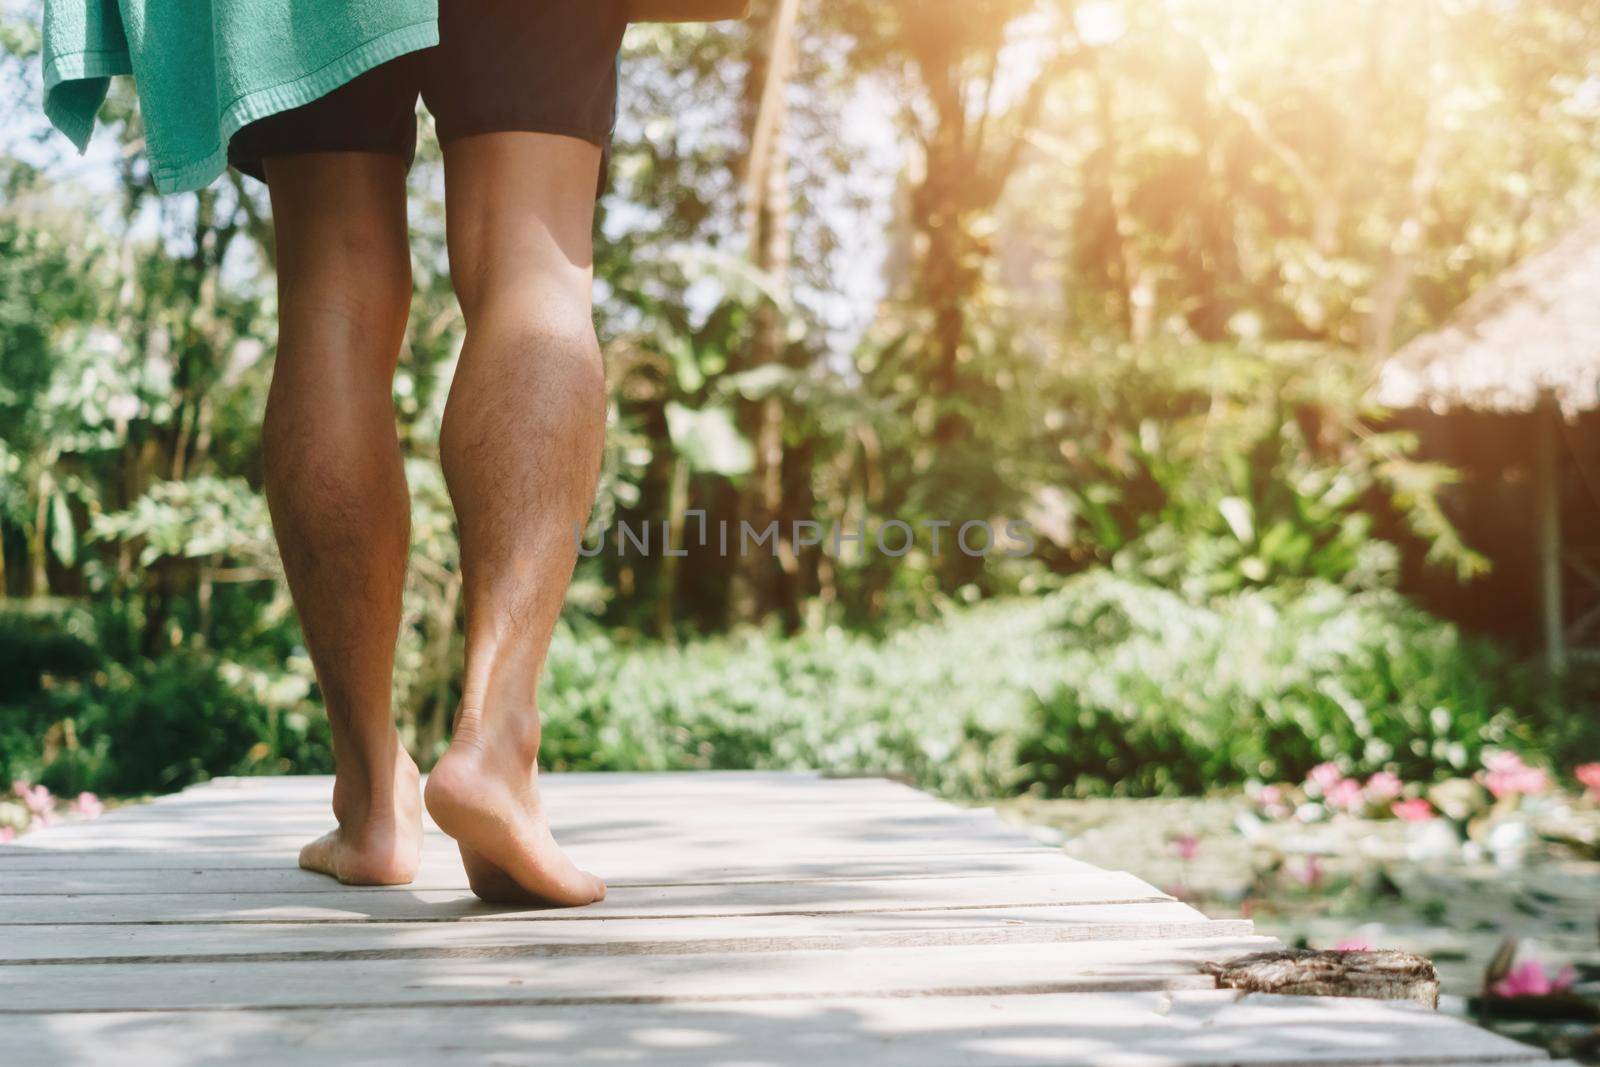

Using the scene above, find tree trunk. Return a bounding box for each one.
[1537,397,1566,674]
[732,0,801,628]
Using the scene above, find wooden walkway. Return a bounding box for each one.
[0,772,1557,1065]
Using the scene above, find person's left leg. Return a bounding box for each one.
[261,152,422,886]
[230,54,428,885]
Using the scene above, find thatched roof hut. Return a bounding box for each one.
[1378,217,1600,670]
[1379,216,1600,419]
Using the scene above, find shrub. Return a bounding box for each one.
[1,574,1554,801]
[539,595,1073,797]
[1020,573,1521,795]
[538,573,1534,798]
[77,654,331,794]
[0,604,331,796]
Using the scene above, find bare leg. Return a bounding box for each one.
[422,132,607,906]
[262,153,422,886]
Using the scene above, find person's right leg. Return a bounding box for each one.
[421,132,608,907]
[262,152,422,886]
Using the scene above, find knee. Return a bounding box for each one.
[453,311,605,404]
[278,240,413,363]
[456,273,603,395]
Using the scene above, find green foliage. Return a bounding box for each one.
[0,572,1561,802]
[1513,662,1600,776]
[0,603,330,796]
[534,574,1536,799]
[28,654,331,796]
[0,601,99,706]
[538,594,1071,796]
[92,477,275,567]
[1021,573,1520,796]
[1040,342,1488,596]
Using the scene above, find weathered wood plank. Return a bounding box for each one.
[0,871,1171,924]
[1,991,1548,1066]
[129,784,945,814]
[0,904,1255,963]
[0,849,1095,895]
[0,938,1276,1012]
[1,810,1030,840]
[138,772,938,809]
[188,771,910,791]
[0,811,1037,855]
[67,794,961,828]
[0,841,1058,875]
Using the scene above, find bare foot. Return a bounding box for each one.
[299,744,423,886]
[424,717,604,908]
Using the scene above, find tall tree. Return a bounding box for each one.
[734,0,805,629]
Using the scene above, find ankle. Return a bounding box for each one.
[331,734,416,819]
[332,721,405,769]
[449,704,542,764]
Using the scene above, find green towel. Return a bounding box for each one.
[43,0,440,194]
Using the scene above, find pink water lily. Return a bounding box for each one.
[1334,937,1373,952]
[11,782,52,817]
[1364,771,1403,802]
[1324,777,1365,813]
[1481,752,1549,799]
[1306,763,1344,794]
[0,827,14,843]
[1169,834,1201,861]
[1576,763,1600,801]
[1492,960,1576,999]
[71,793,103,819]
[1391,798,1435,822]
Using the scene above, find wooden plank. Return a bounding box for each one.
[0,904,1256,964]
[55,814,974,844]
[70,794,961,827]
[140,772,939,808]
[0,849,1096,895]
[1,991,1549,1066]
[0,871,1172,924]
[0,811,1036,854]
[6,813,1030,844]
[189,770,909,791]
[17,772,986,818]
[121,790,947,825]
[0,841,1057,875]
[0,938,1277,1012]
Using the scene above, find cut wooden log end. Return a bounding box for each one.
[1204,949,1440,1009]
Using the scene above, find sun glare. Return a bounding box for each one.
[1074,1,1126,47]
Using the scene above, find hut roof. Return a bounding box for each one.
[1378,216,1600,418]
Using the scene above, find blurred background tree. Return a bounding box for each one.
[2,0,1598,798]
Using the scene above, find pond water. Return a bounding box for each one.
[998,794,1600,1062]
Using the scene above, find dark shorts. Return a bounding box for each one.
[228,0,627,185]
